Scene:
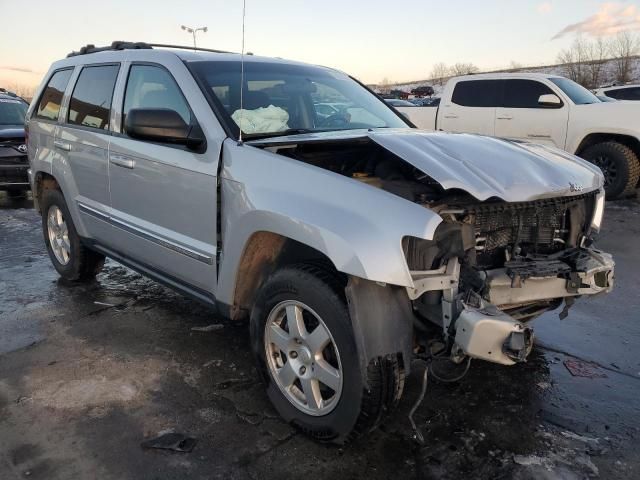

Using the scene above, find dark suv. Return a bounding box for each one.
[0,90,29,196]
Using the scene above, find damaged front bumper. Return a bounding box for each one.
[408,247,615,366]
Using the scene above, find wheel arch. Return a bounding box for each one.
[33,170,61,213]
[575,133,640,158]
[228,231,345,320]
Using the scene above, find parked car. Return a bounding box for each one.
[411,97,440,107]
[385,98,416,107]
[596,95,617,103]
[28,42,614,443]
[0,91,30,196]
[397,73,640,198]
[411,85,435,97]
[594,84,640,101]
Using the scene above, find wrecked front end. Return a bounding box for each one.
[405,190,614,365]
[248,130,614,367]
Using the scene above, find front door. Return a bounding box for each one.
[106,63,219,293]
[494,79,569,148]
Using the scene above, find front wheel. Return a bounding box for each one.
[250,265,405,443]
[581,142,640,199]
[41,188,105,281]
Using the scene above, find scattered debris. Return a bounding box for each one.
[564,359,607,378]
[537,381,551,390]
[93,301,116,307]
[513,454,545,466]
[203,359,223,368]
[191,324,224,332]
[561,430,599,445]
[141,432,197,453]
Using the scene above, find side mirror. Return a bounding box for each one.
[538,94,562,108]
[125,108,204,149]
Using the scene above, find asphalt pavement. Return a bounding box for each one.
[1,192,638,480]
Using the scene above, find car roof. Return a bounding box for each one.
[451,72,564,81]
[49,45,330,72]
[0,92,27,103]
[599,84,640,91]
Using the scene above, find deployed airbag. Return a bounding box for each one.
[231,105,289,134]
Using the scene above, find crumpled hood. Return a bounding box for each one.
[248,129,604,202]
[369,130,603,201]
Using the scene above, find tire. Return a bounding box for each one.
[41,188,105,281]
[581,142,640,199]
[250,264,405,444]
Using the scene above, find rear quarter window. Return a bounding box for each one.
[35,69,73,121]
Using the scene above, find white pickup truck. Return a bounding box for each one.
[397,73,640,198]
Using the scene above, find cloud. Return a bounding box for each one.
[537,2,553,14]
[0,66,36,73]
[553,2,640,39]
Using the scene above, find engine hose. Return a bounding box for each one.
[408,360,430,445]
[429,356,472,383]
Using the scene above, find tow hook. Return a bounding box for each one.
[503,327,534,363]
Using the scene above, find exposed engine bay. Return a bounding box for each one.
[252,136,615,366]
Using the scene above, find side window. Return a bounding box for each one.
[68,65,120,129]
[122,65,191,132]
[503,79,558,108]
[451,80,501,107]
[607,87,640,100]
[35,69,73,121]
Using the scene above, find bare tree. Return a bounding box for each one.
[377,77,392,94]
[508,60,523,71]
[2,82,37,100]
[583,37,608,89]
[450,62,479,76]
[430,62,450,86]
[557,37,589,86]
[609,32,640,84]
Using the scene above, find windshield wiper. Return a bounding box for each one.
[242,128,315,140]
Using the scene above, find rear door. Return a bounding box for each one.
[106,63,218,293]
[494,79,569,148]
[57,64,120,239]
[438,79,500,136]
[29,69,74,190]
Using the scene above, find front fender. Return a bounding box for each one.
[215,140,442,305]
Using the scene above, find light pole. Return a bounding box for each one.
[180,25,208,49]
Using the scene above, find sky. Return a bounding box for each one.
[1,0,639,90]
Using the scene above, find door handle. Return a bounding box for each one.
[496,115,513,120]
[443,114,459,119]
[110,155,135,169]
[53,140,71,151]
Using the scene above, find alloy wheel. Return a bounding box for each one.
[47,205,71,265]
[264,300,343,416]
[592,154,617,187]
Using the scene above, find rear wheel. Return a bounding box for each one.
[581,142,640,198]
[250,265,405,443]
[41,189,105,281]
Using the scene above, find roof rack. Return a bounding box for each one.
[67,41,234,58]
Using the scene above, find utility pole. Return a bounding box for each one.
[180,25,208,49]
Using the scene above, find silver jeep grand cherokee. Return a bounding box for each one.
[27,42,614,443]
